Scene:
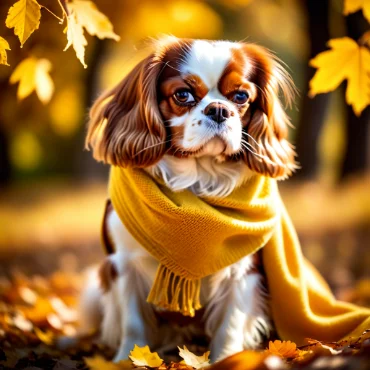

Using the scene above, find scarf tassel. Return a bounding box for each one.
[146,264,202,317]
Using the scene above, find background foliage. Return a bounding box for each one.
[0,1,369,368]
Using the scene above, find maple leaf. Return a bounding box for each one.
[85,355,133,370]
[178,346,211,369]
[68,0,120,41]
[0,37,11,66]
[64,12,88,68]
[10,57,55,104]
[267,340,298,358]
[64,0,119,68]
[343,0,370,23]
[309,37,370,116]
[129,344,163,368]
[5,0,41,47]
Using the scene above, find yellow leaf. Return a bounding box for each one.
[309,37,370,116]
[85,355,133,370]
[267,340,298,358]
[34,327,54,345]
[0,37,11,66]
[129,344,163,368]
[5,0,41,47]
[10,57,54,104]
[64,12,88,68]
[343,0,370,23]
[68,0,120,41]
[178,346,211,369]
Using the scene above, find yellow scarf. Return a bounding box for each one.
[109,166,370,344]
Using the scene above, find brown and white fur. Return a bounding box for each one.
[80,37,297,363]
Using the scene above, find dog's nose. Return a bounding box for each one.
[204,102,231,124]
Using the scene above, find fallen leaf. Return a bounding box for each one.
[50,297,77,323]
[68,0,120,41]
[129,344,163,368]
[12,312,33,332]
[22,296,54,322]
[178,345,210,369]
[0,37,11,66]
[85,355,132,370]
[34,327,54,345]
[267,340,298,358]
[64,12,88,68]
[309,37,370,116]
[10,57,54,104]
[5,0,41,47]
[343,0,370,23]
[18,286,38,305]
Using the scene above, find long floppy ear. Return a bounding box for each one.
[241,44,298,179]
[85,53,167,167]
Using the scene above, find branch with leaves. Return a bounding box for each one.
[309,0,370,116]
[0,0,370,116]
[0,0,119,104]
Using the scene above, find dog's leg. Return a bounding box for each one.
[205,255,271,362]
[103,253,159,362]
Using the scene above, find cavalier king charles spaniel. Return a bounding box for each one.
[79,36,297,362]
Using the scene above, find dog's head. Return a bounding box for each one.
[86,37,297,178]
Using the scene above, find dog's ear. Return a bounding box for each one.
[85,53,167,167]
[241,44,297,179]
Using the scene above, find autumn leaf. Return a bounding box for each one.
[10,57,54,104]
[64,12,88,68]
[5,0,41,47]
[309,37,370,116]
[343,0,370,23]
[267,340,298,358]
[85,355,133,370]
[0,37,11,66]
[34,327,54,345]
[178,346,211,369]
[64,0,119,68]
[129,344,163,367]
[68,0,120,41]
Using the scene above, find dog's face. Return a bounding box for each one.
[87,37,296,178]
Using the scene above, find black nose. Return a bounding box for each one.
[204,102,231,124]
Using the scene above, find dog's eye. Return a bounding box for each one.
[173,90,195,105]
[232,91,249,104]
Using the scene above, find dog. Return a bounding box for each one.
[79,36,297,363]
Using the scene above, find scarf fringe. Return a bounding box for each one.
[146,264,202,317]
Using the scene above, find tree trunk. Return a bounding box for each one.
[294,0,331,180]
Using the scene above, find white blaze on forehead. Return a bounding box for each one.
[180,40,235,88]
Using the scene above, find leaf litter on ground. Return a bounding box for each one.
[0,270,369,370]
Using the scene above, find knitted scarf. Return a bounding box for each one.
[109,166,370,344]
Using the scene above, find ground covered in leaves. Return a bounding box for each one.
[0,270,369,370]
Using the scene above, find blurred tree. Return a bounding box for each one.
[296,0,370,182]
